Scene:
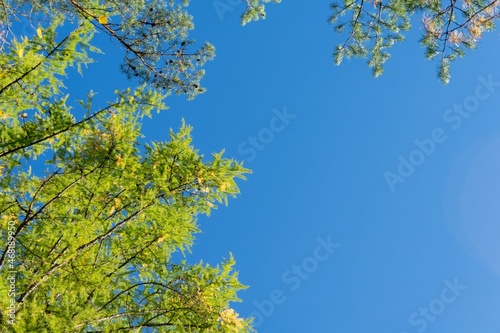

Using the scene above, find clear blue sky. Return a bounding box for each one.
[62,1,500,332]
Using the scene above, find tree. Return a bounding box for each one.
[0,3,254,333]
[235,0,498,83]
[0,0,215,99]
[329,0,500,83]
[0,0,281,96]
[240,0,282,26]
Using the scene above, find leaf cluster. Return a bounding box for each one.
[0,4,253,333]
[1,0,215,99]
[329,0,500,82]
[240,0,282,26]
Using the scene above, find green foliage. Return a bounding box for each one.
[0,4,254,333]
[330,0,411,78]
[0,20,96,160]
[2,0,215,99]
[328,0,500,83]
[238,0,498,82]
[241,0,282,26]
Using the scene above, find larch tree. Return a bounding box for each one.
[0,0,215,99]
[329,0,499,83]
[0,2,255,332]
[236,0,499,83]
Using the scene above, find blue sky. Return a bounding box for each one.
[60,1,500,332]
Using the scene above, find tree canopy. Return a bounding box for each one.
[216,0,499,83]
[329,0,499,83]
[0,1,256,332]
[2,0,496,330]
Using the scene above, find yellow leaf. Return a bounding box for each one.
[17,48,24,59]
[116,154,124,167]
[98,15,108,24]
[36,27,43,38]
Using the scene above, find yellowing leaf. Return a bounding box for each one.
[98,15,108,24]
[220,308,245,329]
[17,48,24,59]
[116,154,124,167]
[36,27,43,38]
